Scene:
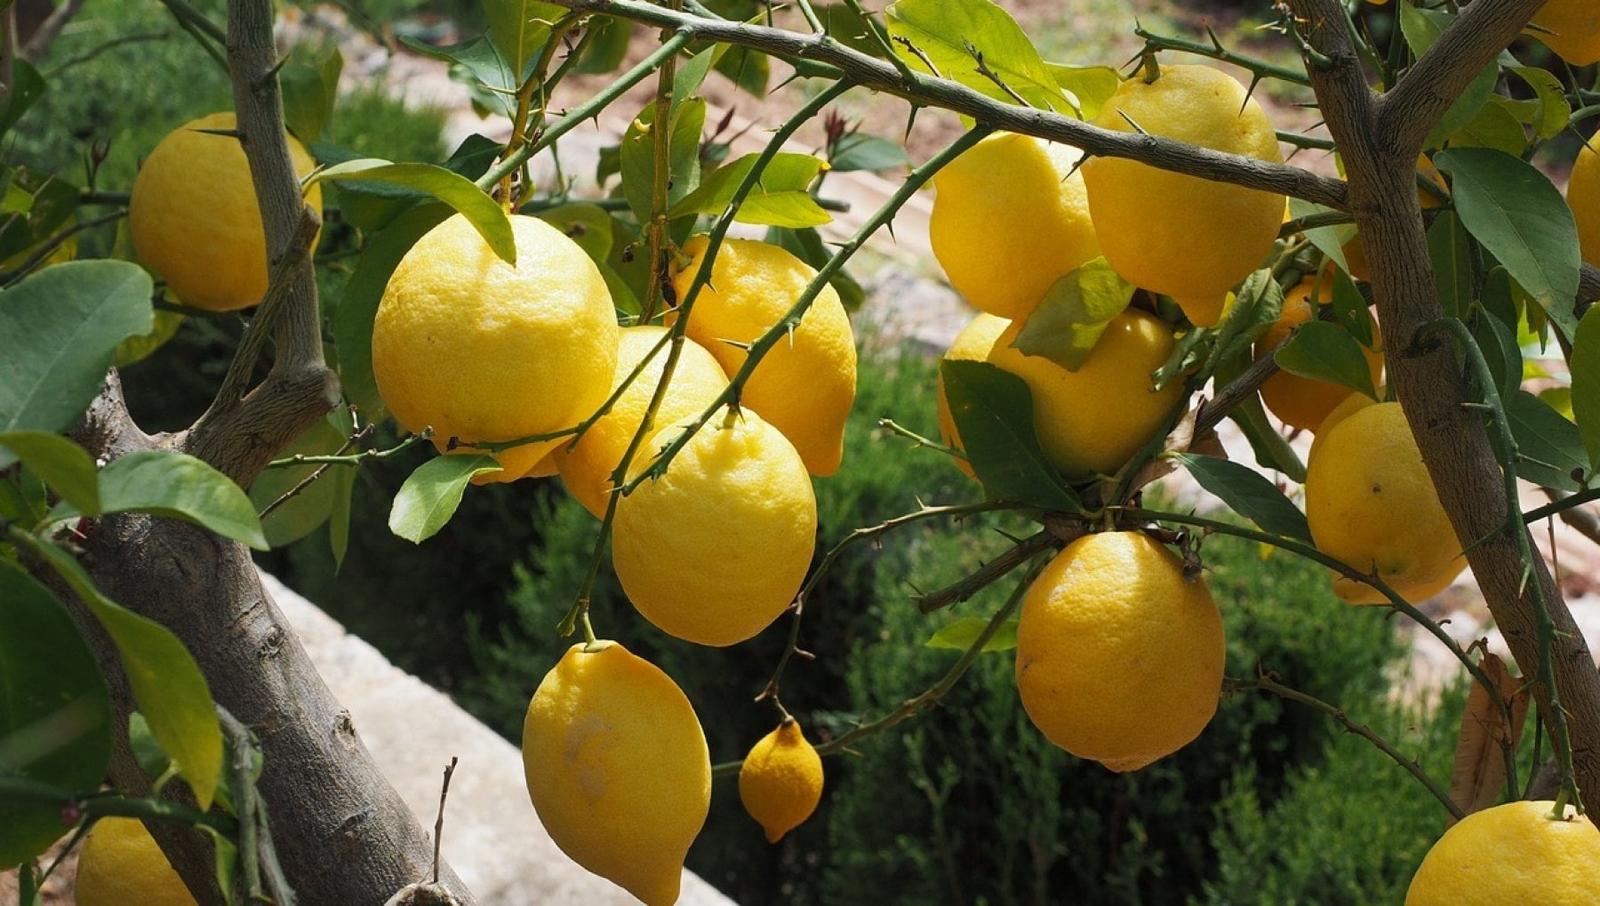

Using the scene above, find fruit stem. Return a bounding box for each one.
[1139,50,1160,85]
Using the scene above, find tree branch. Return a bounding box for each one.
[542,0,1350,209]
[1378,0,1544,155]
[19,0,88,61]
[183,0,339,487]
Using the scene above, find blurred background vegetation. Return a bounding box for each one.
[15,1,1506,902]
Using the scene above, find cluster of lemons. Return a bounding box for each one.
[89,7,1600,901]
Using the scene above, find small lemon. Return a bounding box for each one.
[669,236,856,476]
[1570,139,1600,269]
[373,213,618,482]
[556,326,727,518]
[1531,0,1600,66]
[1015,531,1224,772]
[738,718,825,843]
[929,132,1101,319]
[74,817,197,906]
[522,641,710,906]
[939,310,1182,478]
[613,408,817,646]
[1305,401,1465,604]
[1084,65,1285,326]
[130,112,322,311]
[1406,800,1600,905]
[1255,276,1383,432]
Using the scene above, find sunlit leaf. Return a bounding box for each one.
[1009,258,1134,371]
[389,454,499,543]
[310,160,516,264]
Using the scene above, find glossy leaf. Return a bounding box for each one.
[1448,99,1529,157]
[0,431,99,515]
[400,36,516,118]
[1506,389,1587,491]
[1273,321,1378,402]
[483,0,566,78]
[311,160,515,265]
[0,261,153,434]
[1572,305,1600,471]
[334,203,452,419]
[940,360,1079,512]
[924,615,1018,653]
[1173,453,1310,542]
[27,541,221,809]
[668,151,830,227]
[1435,149,1580,337]
[620,96,707,224]
[0,561,112,867]
[54,451,267,550]
[1009,258,1134,371]
[1045,64,1119,119]
[886,0,1075,113]
[389,454,499,543]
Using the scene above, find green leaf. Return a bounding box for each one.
[764,226,865,312]
[1008,258,1135,371]
[830,133,910,173]
[1427,210,1473,321]
[399,36,516,118]
[1506,389,1588,491]
[887,0,1075,113]
[248,416,349,548]
[0,561,112,867]
[620,97,707,224]
[0,432,99,515]
[1208,269,1286,375]
[115,309,185,368]
[1173,453,1311,542]
[328,461,354,572]
[0,59,45,138]
[0,261,153,434]
[924,615,1017,653]
[817,3,892,58]
[1273,321,1378,402]
[1328,266,1374,349]
[54,451,267,550]
[714,45,769,97]
[389,454,499,543]
[939,360,1079,511]
[1508,67,1570,140]
[1045,63,1120,119]
[483,0,566,78]
[334,204,452,420]
[26,541,221,809]
[1571,305,1600,471]
[535,203,615,263]
[279,47,343,142]
[576,15,631,73]
[1214,352,1305,482]
[311,160,516,265]
[0,168,76,262]
[668,151,830,227]
[1287,198,1354,275]
[1434,148,1581,337]
[1469,303,1521,402]
[1448,99,1529,157]
[1398,4,1495,148]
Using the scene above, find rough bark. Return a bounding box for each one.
[1290,0,1600,807]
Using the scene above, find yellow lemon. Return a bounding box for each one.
[74,817,197,906]
[1255,276,1383,432]
[940,310,1182,478]
[1084,65,1285,326]
[556,325,727,518]
[1305,401,1465,604]
[373,213,618,482]
[613,409,817,646]
[669,236,856,476]
[1406,800,1600,905]
[1015,531,1225,772]
[1532,0,1600,66]
[928,132,1101,319]
[130,112,322,312]
[738,718,825,843]
[1570,139,1600,269]
[522,641,709,906]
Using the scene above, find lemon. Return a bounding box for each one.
[1531,0,1600,66]
[1406,800,1600,905]
[129,113,322,312]
[939,310,1182,478]
[669,236,856,476]
[936,313,1009,480]
[613,409,817,646]
[373,213,618,482]
[929,132,1101,319]
[74,817,197,906]
[556,326,727,518]
[1570,139,1600,269]
[1255,276,1382,432]
[1083,65,1285,326]
[1305,401,1465,604]
[1015,531,1224,772]
[522,641,709,906]
[738,718,825,843]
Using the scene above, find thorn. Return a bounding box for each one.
[1207,23,1224,53]
[1118,110,1150,136]
[1065,151,1094,180]
[1242,74,1263,116]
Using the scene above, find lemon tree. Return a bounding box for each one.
[5,0,1600,903]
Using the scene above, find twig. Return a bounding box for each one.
[915,529,1059,613]
[1136,23,1311,86]
[1227,673,1465,819]
[875,417,967,460]
[43,30,169,76]
[264,429,426,469]
[0,209,129,286]
[839,0,916,82]
[0,777,237,835]
[1279,209,1355,238]
[639,0,686,324]
[432,757,459,885]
